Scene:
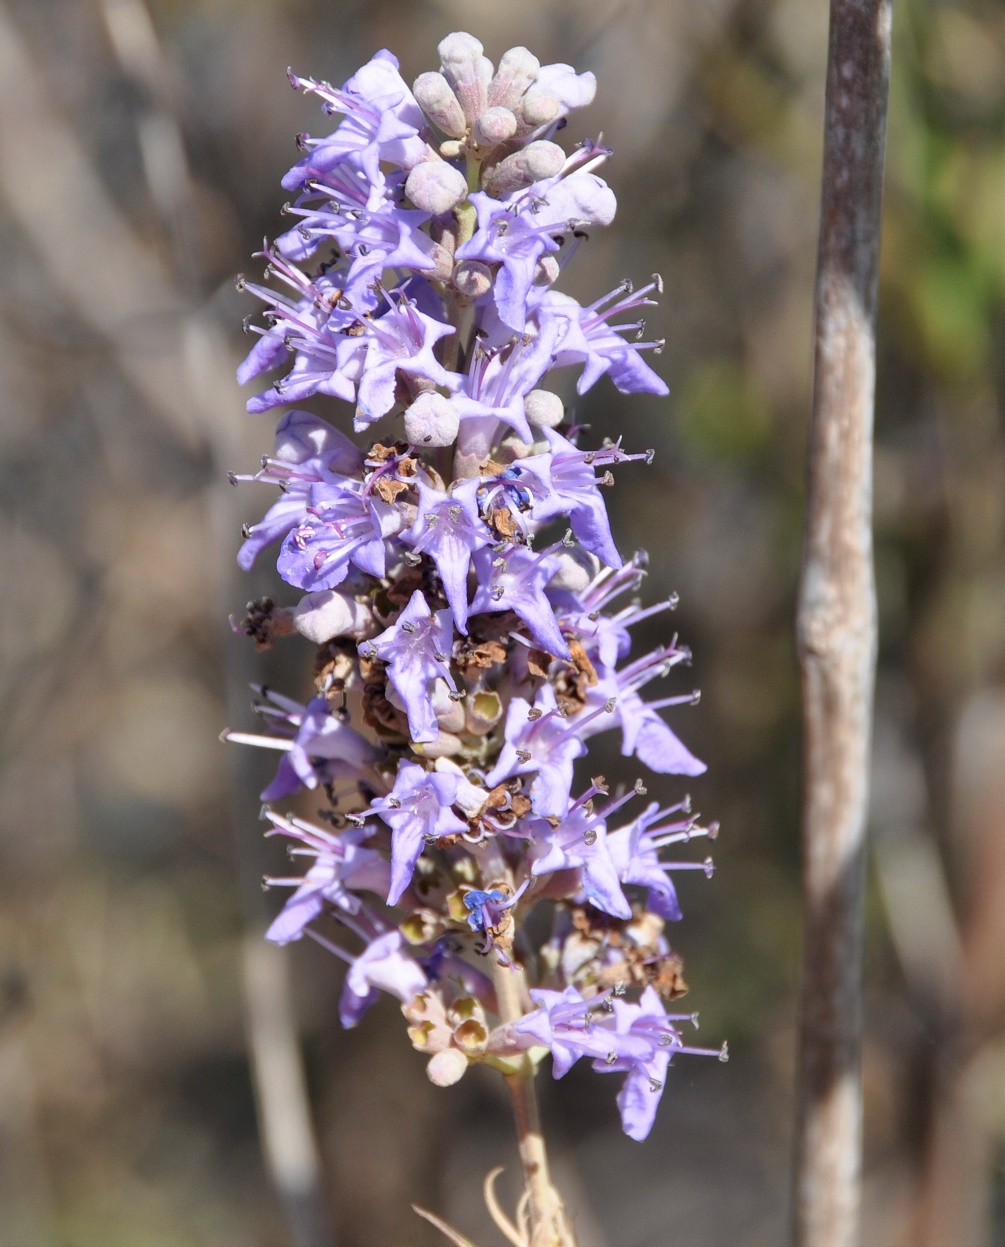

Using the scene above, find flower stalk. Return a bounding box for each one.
[226,32,723,1236]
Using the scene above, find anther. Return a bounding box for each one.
[241,523,252,539]
[516,749,532,764]
[718,1041,729,1063]
[634,779,647,796]
[227,472,238,486]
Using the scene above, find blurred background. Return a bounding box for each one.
[0,1,1002,1244]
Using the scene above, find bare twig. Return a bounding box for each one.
[793,0,893,1243]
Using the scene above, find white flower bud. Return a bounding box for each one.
[438,32,492,124]
[519,91,559,128]
[548,548,601,594]
[488,46,541,110]
[472,105,517,148]
[292,590,374,644]
[452,260,493,299]
[403,392,460,447]
[405,160,468,215]
[431,681,466,733]
[533,255,561,286]
[413,71,466,138]
[427,1049,468,1087]
[524,389,565,428]
[483,140,565,196]
[428,241,456,282]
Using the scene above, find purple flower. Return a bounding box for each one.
[509,984,689,1140]
[363,761,468,904]
[230,693,383,802]
[361,590,457,743]
[508,985,616,1074]
[579,654,706,778]
[485,683,585,818]
[276,478,403,592]
[276,162,438,274]
[403,479,493,632]
[544,279,670,396]
[352,295,460,429]
[607,800,717,921]
[469,544,570,659]
[518,429,654,569]
[451,307,564,440]
[263,812,391,943]
[340,929,428,1027]
[529,800,631,920]
[284,52,430,192]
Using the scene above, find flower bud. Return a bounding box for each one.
[428,241,456,282]
[488,46,541,111]
[524,389,565,428]
[483,140,565,196]
[427,1049,468,1087]
[403,392,460,447]
[472,105,517,148]
[432,681,466,733]
[438,32,492,124]
[547,548,601,593]
[413,71,466,138]
[452,260,493,299]
[405,159,468,215]
[534,255,561,286]
[292,590,374,644]
[519,91,559,128]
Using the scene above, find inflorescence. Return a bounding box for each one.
[227,32,724,1144]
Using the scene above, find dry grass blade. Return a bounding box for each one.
[483,1167,527,1247]
[411,1203,480,1247]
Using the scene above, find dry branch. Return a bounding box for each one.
[793,0,893,1243]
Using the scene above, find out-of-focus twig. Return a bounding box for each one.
[793,0,892,1243]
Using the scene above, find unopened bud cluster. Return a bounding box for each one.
[227,33,723,1143]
